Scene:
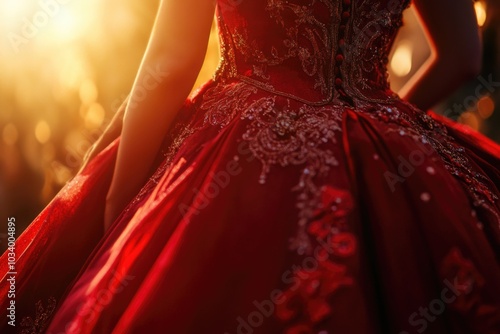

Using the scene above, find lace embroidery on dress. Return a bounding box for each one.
[200,81,358,331]
[342,0,411,103]
[438,247,500,330]
[201,81,349,255]
[216,0,413,105]
[20,297,57,334]
[276,259,355,332]
[201,81,258,127]
[241,97,345,254]
[236,0,335,93]
[273,188,357,332]
[215,0,342,105]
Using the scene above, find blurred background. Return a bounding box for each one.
[0,0,498,243]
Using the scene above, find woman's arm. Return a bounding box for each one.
[399,0,482,111]
[104,0,216,229]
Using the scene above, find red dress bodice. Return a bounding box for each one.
[216,0,411,104]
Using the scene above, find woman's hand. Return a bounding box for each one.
[104,0,216,232]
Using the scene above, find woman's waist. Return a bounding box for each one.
[208,72,399,108]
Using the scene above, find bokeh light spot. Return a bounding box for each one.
[477,95,495,119]
[35,120,52,144]
[84,103,106,129]
[390,41,413,77]
[458,112,480,131]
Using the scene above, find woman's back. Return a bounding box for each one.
[215,0,411,103]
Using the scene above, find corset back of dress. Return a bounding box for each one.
[215,0,411,105]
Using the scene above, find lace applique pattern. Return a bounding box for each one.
[201,81,258,127]
[438,247,500,331]
[276,259,355,332]
[241,0,335,93]
[241,97,345,254]
[200,81,348,255]
[215,0,414,104]
[215,0,341,104]
[200,80,358,331]
[20,297,57,334]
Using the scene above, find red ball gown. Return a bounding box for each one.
[1,0,500,333]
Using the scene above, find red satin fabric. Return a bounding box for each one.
[1,0,500,333]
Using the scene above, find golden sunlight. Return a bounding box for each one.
[35,120,52,144]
